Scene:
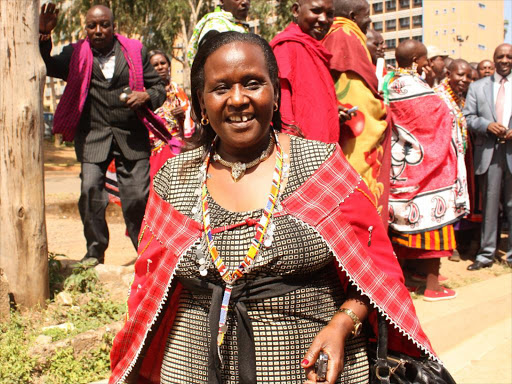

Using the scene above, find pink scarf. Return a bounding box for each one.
[53,35,175,147]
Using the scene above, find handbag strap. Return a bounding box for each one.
[375,314,391,384]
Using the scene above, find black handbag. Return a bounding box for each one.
[368,314,457,384]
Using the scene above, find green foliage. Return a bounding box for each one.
[0,313,38,383]
[63,259,99,293]
[44,338,113,384]
[251,0,295,41]
[0,259,125,383]
[48,252,66,297]
[53,0,214,57]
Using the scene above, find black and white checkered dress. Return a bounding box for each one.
[153,136,369,383]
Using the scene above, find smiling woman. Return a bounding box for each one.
[109,32,441,384]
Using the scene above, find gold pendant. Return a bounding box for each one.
[231,162,247,182]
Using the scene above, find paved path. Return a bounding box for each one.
[414,273,512,384]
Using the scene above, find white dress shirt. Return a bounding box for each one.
[493,72,512,127]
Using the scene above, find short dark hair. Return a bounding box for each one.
[148,49,171,66]
[190,32,285,147]
[333,0,366,18]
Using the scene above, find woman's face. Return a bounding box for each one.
[150,54,170,82]
[292,0,334,41]
[198,42,276,152]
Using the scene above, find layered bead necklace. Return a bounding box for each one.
[438,77,467,153]
[200,130,283,348]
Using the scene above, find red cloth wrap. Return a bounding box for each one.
[322,18,380,97]
[270,23,340,143]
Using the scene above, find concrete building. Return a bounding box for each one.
[369,0,505,66]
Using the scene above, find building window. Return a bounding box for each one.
[398,37,409,43]
[386,38,397,49]
[478,24,486,30]
[413,0,422,7]
[399,0,410,9]
[435,10,439,15]
[452,28,455,33]
[443,8,447,14]
[452,7,456,12]
[412,15,422,26]
[386,58,396,67]
[399,17,410,29]
[373,21,383,32]
[478,44,486,50]
[386,19,397,31]
[478,3,486,9]
[412,35,423,42]
[435,31,439,36]
[372,2,383,13]
[386,0,396,11]
[451,49,455,54]
[443,29,447,35]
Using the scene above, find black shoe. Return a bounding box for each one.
[79,256,104,266]
[467,261,493,271]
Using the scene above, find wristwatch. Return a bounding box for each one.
[336,308,362,337]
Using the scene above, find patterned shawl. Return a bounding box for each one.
[53,35,171,144]
[385,70,469,234]
[109,143,437,384]
[323,17,379,96]
[187,6,249,66]
[321,18,391,227]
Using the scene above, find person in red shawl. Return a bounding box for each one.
[109,32,443,384]
[270,0,341,144]
[434,59,479,261]
[322,0,392,226]
[383,40,469,302]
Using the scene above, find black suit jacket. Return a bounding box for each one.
[40,38,166,163]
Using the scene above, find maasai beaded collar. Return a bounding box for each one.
[438,77,467,152]
[200,129,283,349]
[213,134,275,182]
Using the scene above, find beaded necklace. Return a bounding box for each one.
[200,130,283,348]
[437,78,467,152]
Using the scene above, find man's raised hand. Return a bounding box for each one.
[40,3,59,34]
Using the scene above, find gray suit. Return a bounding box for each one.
[464,75,512,263]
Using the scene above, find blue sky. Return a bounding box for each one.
[506,0,511,43]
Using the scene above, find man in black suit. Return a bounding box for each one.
[39,3,166,264]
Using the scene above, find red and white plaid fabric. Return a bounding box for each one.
[109,145,436,384]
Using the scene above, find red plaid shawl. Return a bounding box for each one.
[53,35,171,144]
[109,145,436,384]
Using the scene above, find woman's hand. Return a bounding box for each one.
[171,106,185,120]
[39,3,59,34]
[338,105,356,125]
[301,313,354,383]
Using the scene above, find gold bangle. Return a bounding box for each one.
[335,307,362,337]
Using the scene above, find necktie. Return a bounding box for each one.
[495,77,507,125]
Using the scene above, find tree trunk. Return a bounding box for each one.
[0,0,50,308]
